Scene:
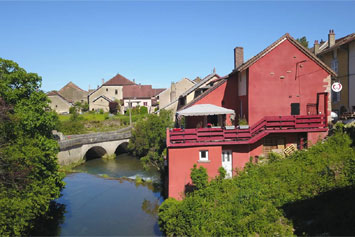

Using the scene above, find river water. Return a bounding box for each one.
[34,154,164,236]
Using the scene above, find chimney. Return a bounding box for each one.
[102,78,105,85]
[234,47,244,69]
[314,40,320,55]
[133,78,135,84]
[88,84,90,91]
[328,29,335,48]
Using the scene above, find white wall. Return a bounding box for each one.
[89,86,123,111]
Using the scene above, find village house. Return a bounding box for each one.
[88,73,165,113]
[166,33,335,200]
[158,71,220,119]
[313,30,355,116]
[47,82,87,114]
[47,90,73,114]
[158,77,195,112]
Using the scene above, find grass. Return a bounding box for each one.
[57,112,147,135]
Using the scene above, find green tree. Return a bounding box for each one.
[0,58,64,235]
[190,164,208,190]
[128,109,173,171]
[296,36,309,48]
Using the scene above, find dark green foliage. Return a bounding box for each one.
[296,36,309,48]
[190,164,208,190]
[0,58,64,235]
[128,109,173,170]
[57,110,85,134]
[140,106,148,115]
[159,132,355,236]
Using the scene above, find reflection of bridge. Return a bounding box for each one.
[56,127,131,166]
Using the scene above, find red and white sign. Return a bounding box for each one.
[332,82,342,92]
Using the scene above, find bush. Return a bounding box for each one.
[159,132,355,236]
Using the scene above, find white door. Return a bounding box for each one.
[222,151,232,178]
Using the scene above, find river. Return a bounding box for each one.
[33,154,164,236]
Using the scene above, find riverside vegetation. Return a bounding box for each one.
[159,129,355,236]
[0,58,64,235]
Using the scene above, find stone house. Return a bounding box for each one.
[313,30,355,114]
[47,90,73,114]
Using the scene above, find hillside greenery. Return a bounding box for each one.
[159,130,355,236]
[0,58,64,235]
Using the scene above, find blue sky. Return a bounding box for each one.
[0,1,354,92]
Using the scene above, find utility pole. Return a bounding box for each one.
[129,99,132,127]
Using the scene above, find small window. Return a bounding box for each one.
[291,103,300,115]
[115,89,118,95]
[143,102,147,106]
[55,105,58,108]
[106,88,108,92]
[199,150,208,161]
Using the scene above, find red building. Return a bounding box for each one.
[166,34,336,200]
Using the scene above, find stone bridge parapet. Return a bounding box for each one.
[56,127,132,166]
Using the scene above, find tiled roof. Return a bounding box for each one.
[123,85,154,99]
[152,88,166,97]
[317,33,355,55]
[103,73,136,86]
[47,90,73,104]
[59,81,87,94]
[233,33,336,77]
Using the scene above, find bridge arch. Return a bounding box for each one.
[84,146,108,160]
[115,142,129,155]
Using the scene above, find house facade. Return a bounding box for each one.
[58,82,88,104]
[47,91,73,114]
[167,34,335,200]
[314,30,355,115]
[88,73,136,112]
[158,78,195,112]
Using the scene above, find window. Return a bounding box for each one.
[291,103,300,115]
[106,88,108,92]
[115,89,118,95]
[199,150,208,161]
[332,90,340,103]
[143,102,148,106]
[331,59,338,74]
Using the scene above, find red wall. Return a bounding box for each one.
[248,40,330,125]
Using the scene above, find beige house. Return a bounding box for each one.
[91,95,113,112]
[313,30,355,114]
[58,82,88,104]
[88,73,136,112]
[47,91,73,114]
[157,71,220,117]
[159,78,195,110]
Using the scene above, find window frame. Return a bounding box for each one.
[199,150,209,161]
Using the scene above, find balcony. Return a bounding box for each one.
[167,115,327,147]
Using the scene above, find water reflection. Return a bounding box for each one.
[32,154,163,236]
[30,201,66,236]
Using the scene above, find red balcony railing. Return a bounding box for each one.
[167,115,327,147]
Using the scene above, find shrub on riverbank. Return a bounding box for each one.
[128,110,173,171]
[0,58,64,235]
[159,131,355,236]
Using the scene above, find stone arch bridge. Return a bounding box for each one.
[56,127,131,166]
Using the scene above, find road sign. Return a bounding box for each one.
[332,82,342,92]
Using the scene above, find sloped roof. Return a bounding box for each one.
[152,88,166,97]
[92,95,113,103]
[123,85,153,99]
[59,81,87,94]
[317,33,355,55]
[180,72,220,98]
[233,33,336,77]
[47,90,73,104]
[179,77,228,111]
[177,104,235,116]
[103,73,136,86]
